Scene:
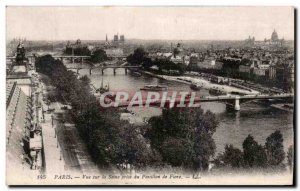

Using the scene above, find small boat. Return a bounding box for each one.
[190,82,201,91]
[209,88,227,96]
[131,71,142,77]
[140,85,168,91]
[96,77,109,94]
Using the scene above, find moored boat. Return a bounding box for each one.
[131,71,142,77]
[140,85,168,91]
[209,88,227,96]
[190,82,201,91]
[96,77,109,94]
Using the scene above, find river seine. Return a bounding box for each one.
[76,68,294,155]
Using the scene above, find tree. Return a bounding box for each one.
[243,135,267,168]
[141,57,153,69]
[265,130,285,166]
[160,137,194,168]
[65,46,91,56]
[148,108,218,171]
[218,144,244,168]
[193,129,216,170]
[90,49,108,63]
[127,47,148,66]
[116,124,162,170]
[253,144,268,168]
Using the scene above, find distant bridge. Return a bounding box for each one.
[113,93,294,111]
[6,54,91,64]
[7,53,128,65]
[66,64,141,75]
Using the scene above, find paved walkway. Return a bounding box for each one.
[38,78,99,176]
[38,82,67,175]
[41,116,66,174]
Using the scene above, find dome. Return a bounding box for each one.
[76,39,81,45]
[271,29,279,41]
[175,43,183,51]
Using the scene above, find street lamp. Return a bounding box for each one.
[51,114,54,128]
[57,135,59,148]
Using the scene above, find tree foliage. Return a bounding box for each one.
[243,135,267,168]
[35,55,159,170]
[90,49,108,63]
[265,130,285,166]
[148,108,218,171]
[216,131,287,170]
[218,144,244,168]
[127,47,148,66]
[127,48,186,75]
[65,46,91,56]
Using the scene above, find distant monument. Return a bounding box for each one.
[173,43,184,57]
[245,35,255,46]
[104,33,125,48]
[15,42,26,65]
[103,34,125,57]
[65,39,90,56]
[264,29,285,46]
[113,34,125,46]
[7,42,31,96]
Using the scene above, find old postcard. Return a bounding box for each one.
[6,6,294,185]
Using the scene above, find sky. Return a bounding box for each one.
[6,6,295,41]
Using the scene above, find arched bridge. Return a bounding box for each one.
[6,54,91,64]
[111,93,294,111]
[65,63,141,75]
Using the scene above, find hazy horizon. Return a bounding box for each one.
[7,7,294,41]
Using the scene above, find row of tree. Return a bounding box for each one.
[35,55,162,170]
[215,131,293,170]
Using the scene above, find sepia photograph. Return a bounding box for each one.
[5,6,295,186]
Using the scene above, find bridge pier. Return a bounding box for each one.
[113,69,116,75]
[234,96,240,111]
[80,57,83,64]
[125,68,128,75]
[102,69,104,75]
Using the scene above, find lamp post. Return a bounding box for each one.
[57,134,59,148]
[51,114,54,128]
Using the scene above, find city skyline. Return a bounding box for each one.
[7,7,294,41]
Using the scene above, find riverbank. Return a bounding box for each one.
[141,71,260,95]
[271,103,294,113]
